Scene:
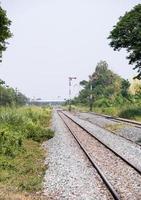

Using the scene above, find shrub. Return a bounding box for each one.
[0,106,54,197]
[25,122,54,142]
[94,98,111,107]
[0,128,23,157]
[0,106,54,157]
[119,106,141,119]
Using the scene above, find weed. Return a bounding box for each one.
[104,123,124,132]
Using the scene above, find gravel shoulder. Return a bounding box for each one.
[42,110,113,200]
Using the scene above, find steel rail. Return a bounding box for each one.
[78,116,141,147]
[58,111,120,200]
[87,112,141,129]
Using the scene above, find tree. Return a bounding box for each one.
[0,6,12,61]
[80,80,88,87]
[121,79,130,98]
[91,61,122,98]
[73,61,125,108]
[129,79,141,96]
[0,80,28,106]
[108,4,141,79]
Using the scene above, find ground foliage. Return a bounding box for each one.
[0,106,54,199]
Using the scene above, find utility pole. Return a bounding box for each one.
[89,76,93,112]
[89,82,93,111]
[68,77,77,111]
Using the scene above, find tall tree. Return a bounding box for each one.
[108,4,141,79]
[0,6,12,61]
[91,61,122,98]
[73,61,125,107]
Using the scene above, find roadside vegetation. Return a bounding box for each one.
[67,61,141,121]
[0,106,54,199]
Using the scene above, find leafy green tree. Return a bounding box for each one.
[73,61,124,108]
[121,79,130,98]
[80,80,88,87]
[108,4,141,79]
[91,61,122,99]
[15,91,28,105]
[0,79,28,106]
[0,6,12,61]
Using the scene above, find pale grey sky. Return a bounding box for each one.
[0,0,141,100]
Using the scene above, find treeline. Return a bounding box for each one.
[72,61,141,111]
[0,79,28,106]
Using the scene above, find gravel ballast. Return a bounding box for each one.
[43,110,113,200]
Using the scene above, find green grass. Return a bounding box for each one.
[93,106,120,116]
[104,123,125,132]
[0,140,45,190]
[0,106,54,199]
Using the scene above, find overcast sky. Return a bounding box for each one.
[0,0,141,100]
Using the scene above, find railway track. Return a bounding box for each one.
[76,114,141,147]
[58,110,141,200]
[88,112,141,129]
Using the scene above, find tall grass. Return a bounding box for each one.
[0,106,54,156]
[0,106,54,199]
